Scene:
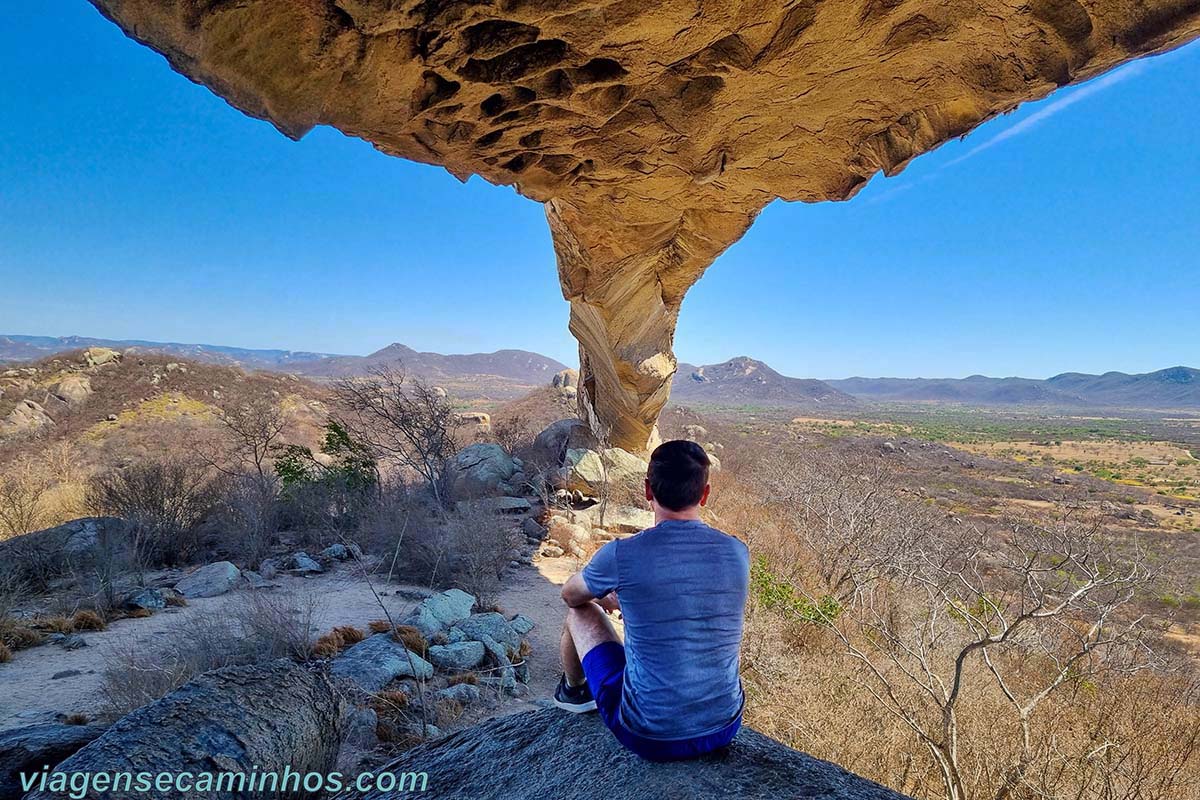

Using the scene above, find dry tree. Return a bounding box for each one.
[331,367,460,506]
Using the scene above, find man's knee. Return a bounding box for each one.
[564,603,619,658]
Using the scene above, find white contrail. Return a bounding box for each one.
[942,60,1148,167]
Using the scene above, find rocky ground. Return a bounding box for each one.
[0,543,591,738]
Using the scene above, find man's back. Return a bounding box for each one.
[583,518,750,740]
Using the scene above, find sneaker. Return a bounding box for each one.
[553,674,597,713]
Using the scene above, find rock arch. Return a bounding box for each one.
[87,0,1200,449]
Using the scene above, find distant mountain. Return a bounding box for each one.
[0,334,337,370]
[829,366,1200,409]
[671,357,855,407]
[2,334,571,401]
[287,343,568,384]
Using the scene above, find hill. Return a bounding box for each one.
[671,357,855,407]
[0,335,337,371]
[286,342,567,384]
[1,336,570,402]
[829,367,1200,409]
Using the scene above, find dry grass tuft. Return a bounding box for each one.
[1,625,44,650]
[165,593,188,608]
[371,689,410,714]
[34,615,75,634]
[332,625,366,646]
[392,624,428,656]
[0,641,11,663]
[125,608,153,619]
[71,610,106,632]
[311,630,346,659]
[368,619,393,634]
[446,672,478,686]
[63,713,90,726]
[435,697,464,725]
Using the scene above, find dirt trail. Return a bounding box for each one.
[0,554,587,733]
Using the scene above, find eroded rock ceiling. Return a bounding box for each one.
[89,0,1200,450]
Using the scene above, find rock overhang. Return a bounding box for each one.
[86,0,1200,449]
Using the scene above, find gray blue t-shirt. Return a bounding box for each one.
[582,518,750,740]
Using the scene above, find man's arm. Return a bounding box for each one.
[561,572,597,608]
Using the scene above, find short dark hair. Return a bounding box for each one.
[647,440,711,511]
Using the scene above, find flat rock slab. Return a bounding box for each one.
[174,561,240,598]
[332,634,434,692]
[0,724,106,800]
[332,707,912,800]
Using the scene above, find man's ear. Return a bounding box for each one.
[645,478,654,503]
[699,483,711,507]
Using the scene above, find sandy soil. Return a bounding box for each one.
[0,568,419,731]
[0,554,590,733]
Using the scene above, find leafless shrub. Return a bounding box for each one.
[42,440,80,484]
[98,613,245,718]
[735,442,1199,800]
[86,460,216,569]
[0,460,50,540]
[443,506,518,607]
[488,413,532,457]
[233,589,323,663]
[378,503,515,604]
[214,472,280,568]
[331,367,460,505]
[212,394,288,478]
[98,589,322,718]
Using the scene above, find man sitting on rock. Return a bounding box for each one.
[555,439,750,761]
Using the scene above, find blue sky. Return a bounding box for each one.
[1,5,1196,379]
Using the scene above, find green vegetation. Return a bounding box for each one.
[750,557,841,624]
[275,420,377,491]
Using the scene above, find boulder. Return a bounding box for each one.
[530,419,598,469]
[445,443,520,499]
[47,375,93,410]
[332,634,434,692]
[436,683,481,706]
[548,517,594,550]
[400,589,476,639]
[551,368,579,389]
[1,400,54,434]
[449,612,520,650]
[23,661,341,800]
[0,724,107,800]
[427,641,486,672]
[122,588,165,611]
[683,424,709,441]
[82,347,121,367]
[332,708,912,800]
[509,614,535,636]
[456,412,491,434]
[521,517,547,543]
[174,561,240,598]
[574,505,655,534]
[455,497,531,516]
[562,448,648,497]
[321,543,360,561]
[288,552,324,574]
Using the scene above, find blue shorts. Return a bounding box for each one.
[580,641,742,762]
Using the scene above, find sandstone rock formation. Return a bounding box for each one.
[86,0,1200,449]
[332,706,912,799]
